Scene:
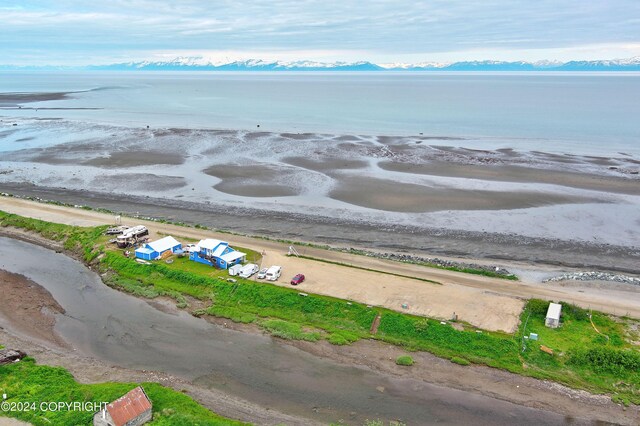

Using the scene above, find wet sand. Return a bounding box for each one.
[204,164,302,197]
[89,173,187,192]
[0,92,70,107]
[329,175,603,213]
[0,269,67,348]
[379,161,640,195]
[84,150,185,167]
[284,156,369,172]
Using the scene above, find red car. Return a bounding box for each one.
[290,274,305,285]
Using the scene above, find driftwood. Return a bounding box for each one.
[540,345,554,355]
[0,349,27,365]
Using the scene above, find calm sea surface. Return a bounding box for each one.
[1,71,639,155]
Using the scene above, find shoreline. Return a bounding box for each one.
[0,228,638,424]
[1,197,639,322]
[2,184,639,275]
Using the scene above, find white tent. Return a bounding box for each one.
[147,236,181,253]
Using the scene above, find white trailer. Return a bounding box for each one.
[228,264,244,276]
[239,263,259,278]
[265,265,282,281]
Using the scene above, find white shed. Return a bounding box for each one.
[545,302,562,328]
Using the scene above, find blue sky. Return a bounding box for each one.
[1,0,639,65]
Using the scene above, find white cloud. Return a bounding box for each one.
[1,0,639,65]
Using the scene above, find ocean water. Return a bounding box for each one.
[1,71,639,156]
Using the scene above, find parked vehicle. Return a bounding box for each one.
[239,263,259,278]
[105,225,129,235]
[290,273,305,285]
[116,225,149,248]
[257,268,268,279]
[265,266,282,281]
[228,264,244,276]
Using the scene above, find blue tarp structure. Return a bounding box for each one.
[135,247,156,261]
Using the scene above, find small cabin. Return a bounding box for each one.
[135,236,181,261]
[93,386,152,426]
[545,302,562,328]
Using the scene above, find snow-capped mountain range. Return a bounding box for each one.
[3,57,640,71]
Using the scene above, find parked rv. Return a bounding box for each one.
[265,266,282,281]
[116,225,149,248]
[239,263,259,278]
[105,225,129,235]
[228,263,244,276]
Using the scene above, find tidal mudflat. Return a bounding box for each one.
[1,119,639,267]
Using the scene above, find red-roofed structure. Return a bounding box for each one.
[93,386,153,426]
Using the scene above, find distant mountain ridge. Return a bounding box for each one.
[3,57,640,71]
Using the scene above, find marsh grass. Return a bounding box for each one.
[395,355,414,366]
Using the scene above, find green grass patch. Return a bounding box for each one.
[415,261,518,280]
[327,330,360,346]
[450,356,470,366]
[206,305,258,324]
[518,299,640,404]
[0,356,246,426]
[395,355,414,366]
[260,319,321,341]
[0,211,108,262]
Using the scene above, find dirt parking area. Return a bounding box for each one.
[254,251,524,332]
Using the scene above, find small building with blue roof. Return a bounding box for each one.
[190,238,246,269]
[135,236,182,261]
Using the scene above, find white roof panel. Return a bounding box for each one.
[220,251,246,262]
[147,236,180,253]
[212,244,228,257]
[546,302,562,320]
[135,247,155,255]
[197,238,226,250]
